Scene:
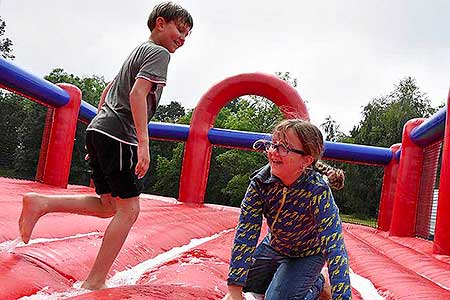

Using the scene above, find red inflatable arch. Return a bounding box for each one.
[178,73,309,204]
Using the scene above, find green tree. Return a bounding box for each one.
[44,68,106,108]
[12,102,47,179]
[275,71,298,91]
[10,69,106,183]
[0,93,33,176]
[216,149,266,206]
[0,16,14,59]
[338,77,436,218]
[152,72,293,205]
[320,115,345,142]
[142,101,187,195]
[352,77,435,148]
[218,97,284,133]
[152,142,184,198]
[45,69,107,184]
[154,101,185,123]
[206,72,294,205]
[208,97,282,206]
[0,16,21,176]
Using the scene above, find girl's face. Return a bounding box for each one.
[268,128,314,185]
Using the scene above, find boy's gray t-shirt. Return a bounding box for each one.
[87,40,170,145]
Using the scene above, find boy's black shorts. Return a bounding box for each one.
[85,130,143,199]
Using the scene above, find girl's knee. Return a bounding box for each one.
[265,282,318,300]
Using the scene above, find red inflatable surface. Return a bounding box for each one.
[0,178,449,299]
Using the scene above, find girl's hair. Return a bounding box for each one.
[147,2,194,31]
[273,119,345,189]
[273,119,324,164]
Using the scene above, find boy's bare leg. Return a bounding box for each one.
[19,192,116,244]
[82,196,140,290]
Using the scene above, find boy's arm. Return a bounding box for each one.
[84,81,115,162]
[129,78,154,179]
[97,81,114,112]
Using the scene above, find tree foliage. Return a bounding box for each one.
[150,72,292,204]
[320,115,345,142]
[151,142,184,198]
[0,16,14,59]
[334,77,436,218]
[0,15,440,220]
[44,69,107,184]
[154,101,185,123]
[0,48,441,223]
[208,96,282,205]
[0,93,39,176]
[0,68,107,182]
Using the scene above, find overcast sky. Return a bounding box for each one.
[1,0,449,134]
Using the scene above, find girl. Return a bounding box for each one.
[223,119,351,300]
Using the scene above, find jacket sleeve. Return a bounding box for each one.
[227,181,264,286]
[312,187,352,300]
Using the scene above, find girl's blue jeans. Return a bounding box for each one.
[243,236,325,300]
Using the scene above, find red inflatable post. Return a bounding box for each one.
[433,89,450,255]
[178,73,309,204]
[377,143,401,231]
[36,84,81,188]
[36,108,55,182]
[389,118,425,237]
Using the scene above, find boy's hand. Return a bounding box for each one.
[84,145,90,161]
[135,141,150,179]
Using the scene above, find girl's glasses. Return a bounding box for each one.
[252,139,306,157]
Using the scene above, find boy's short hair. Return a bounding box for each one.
[147,2,193,31]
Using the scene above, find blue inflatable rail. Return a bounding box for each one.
[3,56,447,166]
[410,107,446,147]
[0,57,69,107]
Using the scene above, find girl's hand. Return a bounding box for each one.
[222,285,244,300]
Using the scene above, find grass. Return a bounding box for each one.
[340,214,378,228]
[0,168,18,178]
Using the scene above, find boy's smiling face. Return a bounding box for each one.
[155,17,191,53]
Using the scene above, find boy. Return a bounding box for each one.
[18,2,193,290]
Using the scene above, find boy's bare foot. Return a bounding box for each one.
[18,193,46,244]
[81,281,108,290]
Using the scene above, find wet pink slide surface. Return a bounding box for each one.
[1,178,450,299]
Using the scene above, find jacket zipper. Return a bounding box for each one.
[270,186,287,232]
